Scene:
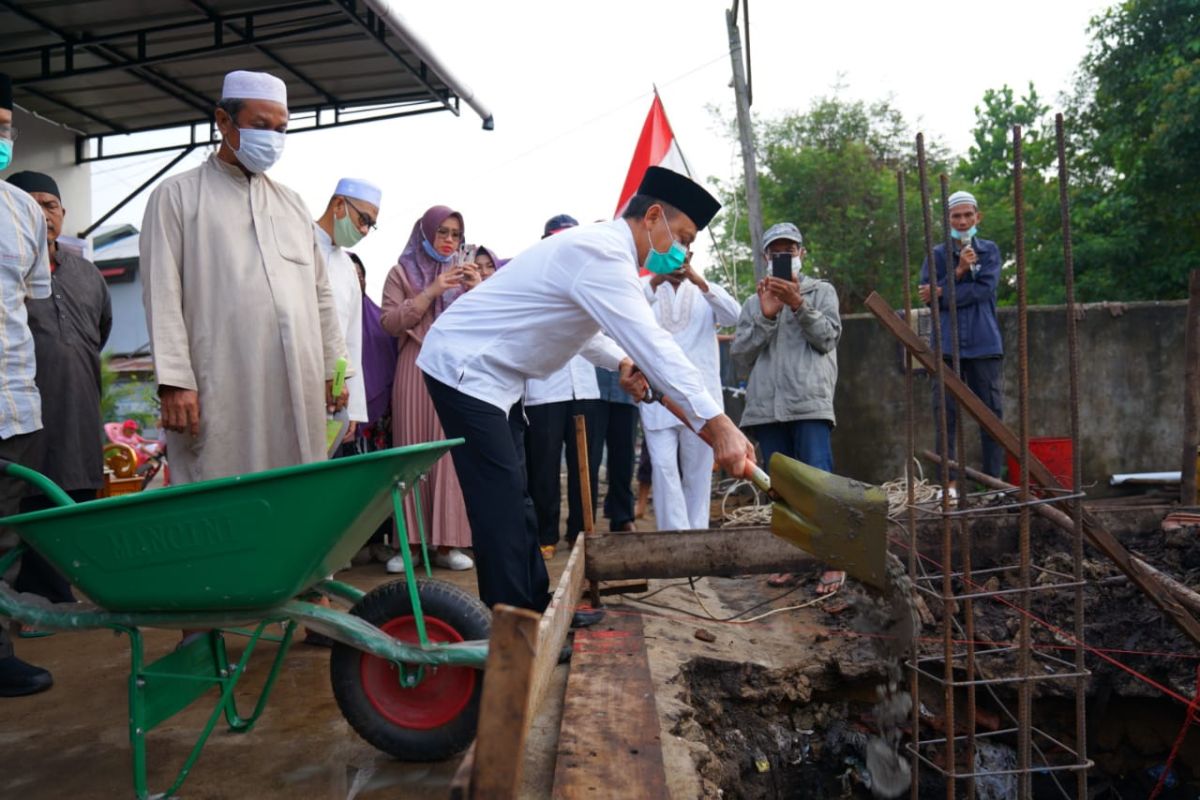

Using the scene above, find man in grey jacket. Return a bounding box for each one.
[731,222,842,590]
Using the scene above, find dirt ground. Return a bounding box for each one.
[5,490,1199,799]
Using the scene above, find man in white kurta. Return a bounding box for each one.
[314,178,381,434]
[140,70,346,483]
[416,166,755,611]
[640,254,740,530]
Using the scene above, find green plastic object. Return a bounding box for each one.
[0,441,460,613]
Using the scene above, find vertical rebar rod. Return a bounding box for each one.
[917,133,956,797]
[898,168,921,800]
[1013,124,1034,799]
[1056,112,1089,799]
[940,174,977,800]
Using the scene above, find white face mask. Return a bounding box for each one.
[233,128,286,173]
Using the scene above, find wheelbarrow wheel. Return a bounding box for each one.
[331,579,491,761]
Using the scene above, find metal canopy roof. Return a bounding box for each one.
[0,0,494,162]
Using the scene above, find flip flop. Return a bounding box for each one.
[816,570,846,595]
[767,572,798,588]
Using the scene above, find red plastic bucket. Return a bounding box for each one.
[1006,436,1074,489]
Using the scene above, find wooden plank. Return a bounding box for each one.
[469,605,541,800]
[528,533,586,719]
[586,526,818,582]
[595,579,650,597]
[551,611,668,798]
[867,290,1200,647]
[447,742,475,800]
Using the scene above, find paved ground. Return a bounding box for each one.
[1,483,843,800]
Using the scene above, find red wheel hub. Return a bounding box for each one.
[359,615,476,730]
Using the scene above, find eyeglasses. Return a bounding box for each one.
[435,226,463,241]
[342,197,377,232]
[0,124,17,142]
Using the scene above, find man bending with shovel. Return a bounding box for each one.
[418,167,755,614]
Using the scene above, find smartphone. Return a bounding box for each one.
[771,253,793,280]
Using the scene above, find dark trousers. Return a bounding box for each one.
[12,491,91,604]
[933,356,1005,480]
[524,399,602,546]
[425,375,550,612]
[0,430,45,660]
[752,420,835,472]
[597,402,638,531]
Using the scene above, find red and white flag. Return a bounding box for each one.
[613,90,689,218]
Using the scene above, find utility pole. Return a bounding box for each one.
[726,3,765,281]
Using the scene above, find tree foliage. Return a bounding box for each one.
[714,0,1197,309]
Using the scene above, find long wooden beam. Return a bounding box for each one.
[528,533,587,719]
[866,290,1200,647]
[585,526,818,582]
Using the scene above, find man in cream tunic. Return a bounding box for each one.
[140,70,346,483]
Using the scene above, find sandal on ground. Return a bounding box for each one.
[816,570,846,595]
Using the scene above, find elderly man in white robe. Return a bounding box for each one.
[140,70,347,483]
[640,251,740,531]
[314,178,381,446]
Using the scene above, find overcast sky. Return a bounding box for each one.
[91,0,1111,299]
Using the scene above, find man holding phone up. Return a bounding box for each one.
[731,222,843,591]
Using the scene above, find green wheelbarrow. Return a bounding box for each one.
[0,440,490,799]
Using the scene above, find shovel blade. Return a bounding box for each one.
[767,453,889,591]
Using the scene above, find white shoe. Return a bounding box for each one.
[434,548,474,571]
[385,554,408,574]
[933,486,959,503]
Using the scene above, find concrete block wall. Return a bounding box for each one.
[829,301,1188,494]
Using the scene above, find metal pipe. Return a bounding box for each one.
[1013,125,1033,798]
[916,133,956,799]
[897,168,921,800]
[1056,112,1090,799]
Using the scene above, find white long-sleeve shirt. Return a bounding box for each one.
[417,219,722,428]
[639,276,740,431]
[525,354,600,407]
[315,226,367,422]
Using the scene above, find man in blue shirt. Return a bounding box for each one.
[919,190,1004,496]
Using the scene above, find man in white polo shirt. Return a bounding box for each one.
[418,167,754,612]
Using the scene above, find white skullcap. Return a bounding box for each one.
[221,70,287,106]
[334,177,383,208]
[948,190,978,210]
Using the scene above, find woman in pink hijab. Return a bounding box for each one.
[380,205,481,572]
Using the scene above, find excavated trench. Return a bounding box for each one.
[671,520,1200,799]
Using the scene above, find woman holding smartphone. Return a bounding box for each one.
[380,205,481,573]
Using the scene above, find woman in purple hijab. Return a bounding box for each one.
[380,205,481,573]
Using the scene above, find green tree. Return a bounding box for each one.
[713,94,953,313]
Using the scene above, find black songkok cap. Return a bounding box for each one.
[0,73,11,112]
[7,171,60,199]
[635,166,721,231]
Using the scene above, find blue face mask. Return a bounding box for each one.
[950,225,978,241]
[644,212,688,275]
[422,237,453,263]
[0,140,11,172]
[233,128,286,174]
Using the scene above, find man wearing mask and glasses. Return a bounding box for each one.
[0,73,55,696]
[140,70,348,485]
[314,178,382,447]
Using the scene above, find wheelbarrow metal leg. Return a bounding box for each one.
[392,485,430,648]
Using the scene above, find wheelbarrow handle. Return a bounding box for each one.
[647,390,770,494]
[0,459,77,508]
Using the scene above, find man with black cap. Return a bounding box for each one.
[6,169,112,606]
[0,72,56,696]
[418,167,754,613]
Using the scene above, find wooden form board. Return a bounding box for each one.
[551,611,668,799]
[528,532,587,719]
[586,525,818,582]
